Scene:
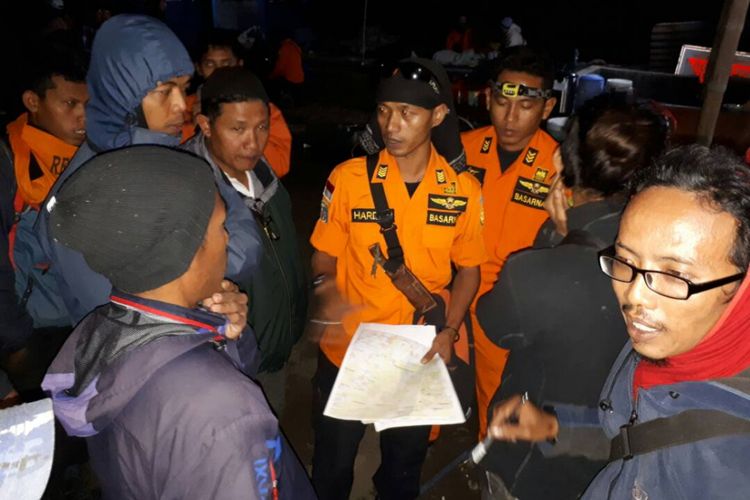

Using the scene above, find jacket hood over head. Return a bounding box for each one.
[85,14,193,151]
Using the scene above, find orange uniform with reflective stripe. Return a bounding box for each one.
[461,125,558,436]
[310,146,487,367]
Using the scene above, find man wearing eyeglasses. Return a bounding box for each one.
[309,58,486,500]
[461,47,559,438]
[488,145,750,500]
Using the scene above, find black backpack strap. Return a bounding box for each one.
[609,409,750,462]
[366,154,403,273]
[253,159,275,190]
[559,228,608,250]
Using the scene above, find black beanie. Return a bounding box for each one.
[201,66,269,113]
[48,145,218,294]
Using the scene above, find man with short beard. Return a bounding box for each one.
[490,145,750,499]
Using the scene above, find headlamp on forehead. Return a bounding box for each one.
[492,82,552,99]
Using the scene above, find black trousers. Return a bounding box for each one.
[311,352,431,500]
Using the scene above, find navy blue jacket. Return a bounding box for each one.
[42,292,316,500]
[543,344,750,499]
[35,15,263,326]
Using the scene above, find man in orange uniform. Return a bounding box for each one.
[183,33,293,177]
[6,48,88,214]
[2,44,88,329]
[0,43,87,409]
[309,59,486,500]
[461,47,558,437]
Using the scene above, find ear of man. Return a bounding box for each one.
[22,90,41,114]
[542,97,557,120]
[431,103,450,129]
[196,114,212,137]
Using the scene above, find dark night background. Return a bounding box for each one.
[0,0,746,88]
[0,2,747,208]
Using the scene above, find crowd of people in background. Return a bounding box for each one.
[1,3,750,500]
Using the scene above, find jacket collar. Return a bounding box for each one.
[110,290,226,335]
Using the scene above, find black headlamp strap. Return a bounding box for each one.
[493,81,552,99]
[366,154,404,273]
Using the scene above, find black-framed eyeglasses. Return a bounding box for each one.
[597,246,745,300]
[395,61,441,96]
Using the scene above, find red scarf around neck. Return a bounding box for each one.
[633,274,750,394]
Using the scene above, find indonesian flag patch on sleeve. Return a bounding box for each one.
[323,179,335,202]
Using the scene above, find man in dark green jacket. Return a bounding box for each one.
[182,67,307,414]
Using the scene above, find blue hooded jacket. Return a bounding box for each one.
[36,15,262,327]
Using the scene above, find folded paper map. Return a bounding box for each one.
[324,323,465,431]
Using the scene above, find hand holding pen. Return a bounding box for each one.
[468,392,529,464]
[422,392,539,495]
[487,391,559,444]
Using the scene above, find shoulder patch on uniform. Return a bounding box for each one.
[480,137,493,154]
[435,169,447,184]
[466,165,486,185]
[351,208,379,222]
[428,195,468,212]
[511,176,550,210]
[323,180,335,202]
[376,164,388,180]
[426,210,459,226]
[320,179,335,222]
[533,167,548,183]
[523,147,539,166]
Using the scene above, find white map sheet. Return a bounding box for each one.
[324,323,465,431]
[0,398,55,500]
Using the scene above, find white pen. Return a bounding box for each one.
[470,391,529,464]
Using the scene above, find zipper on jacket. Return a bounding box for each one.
[606,370,640,500]
[257,207,294,344]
